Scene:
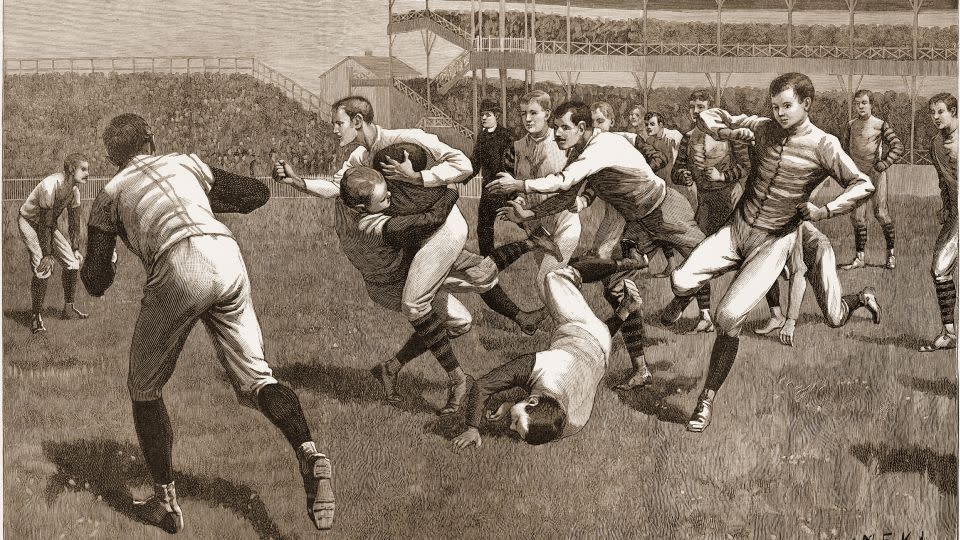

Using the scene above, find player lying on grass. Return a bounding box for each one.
[81,114,335,533]
[920,93,959,352]
[18,153,91,333]
[661,73,876,433]
[452,259,644,449]
[756,222,881,347]
[275,149,561,415]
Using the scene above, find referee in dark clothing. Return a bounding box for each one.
[472,98,515,256]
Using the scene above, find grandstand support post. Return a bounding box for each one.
[499,0,507,119]
[784,0,795,57]
[471,0,479,131]
[389,0,395,127]
[714,0,725,105]
[479,0,487,98]
[842,0,858,120]
[909,0,923,164]
[566,0,571,101]
[420,29,438,113]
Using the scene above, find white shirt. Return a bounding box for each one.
[20,172,81,222]
[88,153,232,271]
[303,125,474,198]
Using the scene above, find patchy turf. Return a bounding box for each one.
[3,194,957,539]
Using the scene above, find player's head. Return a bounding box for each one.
[929,93,958,131]
[509,394,565,445]
[341,166,391,213]
[688,89,713,121]
[629,104,644,129]
[768,73,815,130]
[853,89,873,118]
[479,98,500,130]
[590,101,616,133]
[331,96,374,148]
[519,90,552,135]
[644,111,665,137]
[552,101,592,151]
[372,142,429,176]
[63,152,90,184]
[102,113,155,168]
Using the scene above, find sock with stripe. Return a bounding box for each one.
[489,240,531,271]
[854,223,868,254]
[480,285,521,320]
[936,279,957,328]
[695,285,711,312]
[881,222,896,251]
[412,311,460,372]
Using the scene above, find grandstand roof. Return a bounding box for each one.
[334,55,421,79]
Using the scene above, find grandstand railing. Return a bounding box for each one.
[533,41,958,60]
[392,78,474,139]
[3,176,487,200]
[3,55,335,121]
[474,37,535,53]
[391,10,470,41]
[435,50,471,89]
[4,56,257,75]
[252,62,334,114]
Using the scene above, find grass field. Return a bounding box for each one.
[3,194,958,539]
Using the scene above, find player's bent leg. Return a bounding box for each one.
[613,280,653,390]
[130,397,180,533]
[921,218,958,351]
[841,206,868,270]
[53,229,87,320]
[402,206,468,322]
[20,216,49,332]
[664,225,737,327]
[533,211,581,300]
[755,282,786,335]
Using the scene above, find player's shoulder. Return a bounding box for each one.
[38,172,64,191]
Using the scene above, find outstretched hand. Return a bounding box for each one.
[779,319,797,347]
[497,199,535,224]
[487,172,525,195]
[719,127,755,143]
[452,427,482,450]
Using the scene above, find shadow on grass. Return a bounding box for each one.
[273,361,441,415]
[42,438,288,539]
[850,443,958,496]
[848,332,924,351]
[611,374,701,426]
[3,307,60,330]
[899,376,959,399]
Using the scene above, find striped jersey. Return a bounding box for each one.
[645,128,683,180]
[675,128,751,192]
[698,109,873,235]
[843,116,904,172]
[19,172,81,223]
[87,153,232,270]
[931,128,958,218]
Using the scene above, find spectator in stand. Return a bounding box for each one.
[472,97,516,257]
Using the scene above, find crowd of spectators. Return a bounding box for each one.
[414,77,936,159]
[4,72,339,178]
[418,9,958,49]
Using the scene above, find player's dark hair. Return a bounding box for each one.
[340,166,385,208]
[929,93,958,116]
[373,143,428,174]
[644,111,663,124]
[853,89,873,104]
[63,152,89,176]
[332,96,374,123]
[103,113,153,167]
[553,101,592,131]
[525,395,565,445]
[769,72,815,104]
[688,89,714,106]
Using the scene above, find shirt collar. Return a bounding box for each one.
[525,127,553,143]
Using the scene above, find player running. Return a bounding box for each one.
[18,153,91,333]
[662,73,878,433]
[81,114,336,533]
[839,89,905,270]
[919,93,958,352]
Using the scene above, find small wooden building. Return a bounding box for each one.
[317,51,421,128]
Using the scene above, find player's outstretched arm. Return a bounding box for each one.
[80,226,117,297]
[208,167,270,214]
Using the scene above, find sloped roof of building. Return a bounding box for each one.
[321,55,421,79]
